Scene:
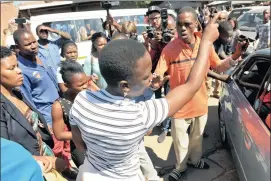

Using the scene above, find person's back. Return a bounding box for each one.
[70,89,168,179]
[1,138,43,181]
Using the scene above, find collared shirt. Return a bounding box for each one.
[256,20,270,50]
[38,38,63,74]
[18,54,59,125]
[155,32,233,119]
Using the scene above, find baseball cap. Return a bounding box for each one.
[146,6,161,16]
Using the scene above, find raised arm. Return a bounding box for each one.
[165,13,220,117]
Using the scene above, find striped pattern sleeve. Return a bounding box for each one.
[139,98,169,130]
[69,106,77,126]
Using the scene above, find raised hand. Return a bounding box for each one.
[201,12,221,44]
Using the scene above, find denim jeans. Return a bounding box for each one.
[162,117,171,132]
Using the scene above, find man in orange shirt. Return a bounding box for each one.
[153,7,244,181]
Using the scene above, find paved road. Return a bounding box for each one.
[144,97,240,181]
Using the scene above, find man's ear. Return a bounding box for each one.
[119,80,130,96]
[64,83,70,89]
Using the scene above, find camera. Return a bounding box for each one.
[146,8,172,43]
[238,35,254,52]
[161,8,172,43]
[15,18,27,24]
[100,1,119,9]
[147,26,156,39]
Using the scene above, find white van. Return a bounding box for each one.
[29,9,177,65]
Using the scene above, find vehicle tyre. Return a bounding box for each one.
[218,104,229,149]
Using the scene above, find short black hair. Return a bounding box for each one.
[91,32,107,53]
[61,40,77,58]
[218,21,233,36]
[0,46,13,60]
[59,60,84,84]
[112,33,129,40]
[36,24,43,34]
[178,6,198,21]
[13,29,32,45]
[99,39,147,86]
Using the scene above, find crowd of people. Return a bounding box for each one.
[0,4,270,181]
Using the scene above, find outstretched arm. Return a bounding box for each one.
[165,13,220,117]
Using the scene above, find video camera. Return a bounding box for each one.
[100,1,120,10]
[100,1,120,38]
[146,8,172,43]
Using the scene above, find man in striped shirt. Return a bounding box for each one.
[70,14,221,181]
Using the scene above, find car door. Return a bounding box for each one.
[223,58,253,181]
[233,56,271,181]
[241,67,271,181]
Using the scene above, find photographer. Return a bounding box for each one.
[143,7,176,143]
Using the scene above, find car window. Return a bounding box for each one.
[254,70,271,130]
[238,12,264,32]
[73,19,103,42]
[43,19,103,43]
[43,20,75,41]
[234,57,271,106]
[229,9,250,19]
[113,15,146,25]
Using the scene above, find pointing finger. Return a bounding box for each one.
[210,12,222,25]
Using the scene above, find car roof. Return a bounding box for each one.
[254,48,271,58]
[231,6,264,10]
[245,6,270,13]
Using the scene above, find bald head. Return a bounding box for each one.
[217,11,228,23]
[13,29,38,56]
[112,33,129,40]
[13,29,33,45]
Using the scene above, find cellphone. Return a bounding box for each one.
[15,18,26,24]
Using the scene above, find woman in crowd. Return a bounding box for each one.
[57,40,99,93]
[52,61,88,169]
[83,32,108,89]
[121,21,138,40]
[228,17,241,52]
[0,46,67,179]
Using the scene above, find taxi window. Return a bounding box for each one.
[74,19,103,42]
[43,18,103,43]
[43,20,75,41]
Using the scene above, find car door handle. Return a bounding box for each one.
[244,131,252,150]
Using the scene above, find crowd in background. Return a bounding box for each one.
[0,3,270,181]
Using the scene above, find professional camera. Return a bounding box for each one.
[100,1,119,9]
[146,8,172,43]
[238,35,254,52]
[237,35,256,58]
[161,8,172,43]
[146,26,156,39]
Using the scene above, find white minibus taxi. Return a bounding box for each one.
[29,9,177,65]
